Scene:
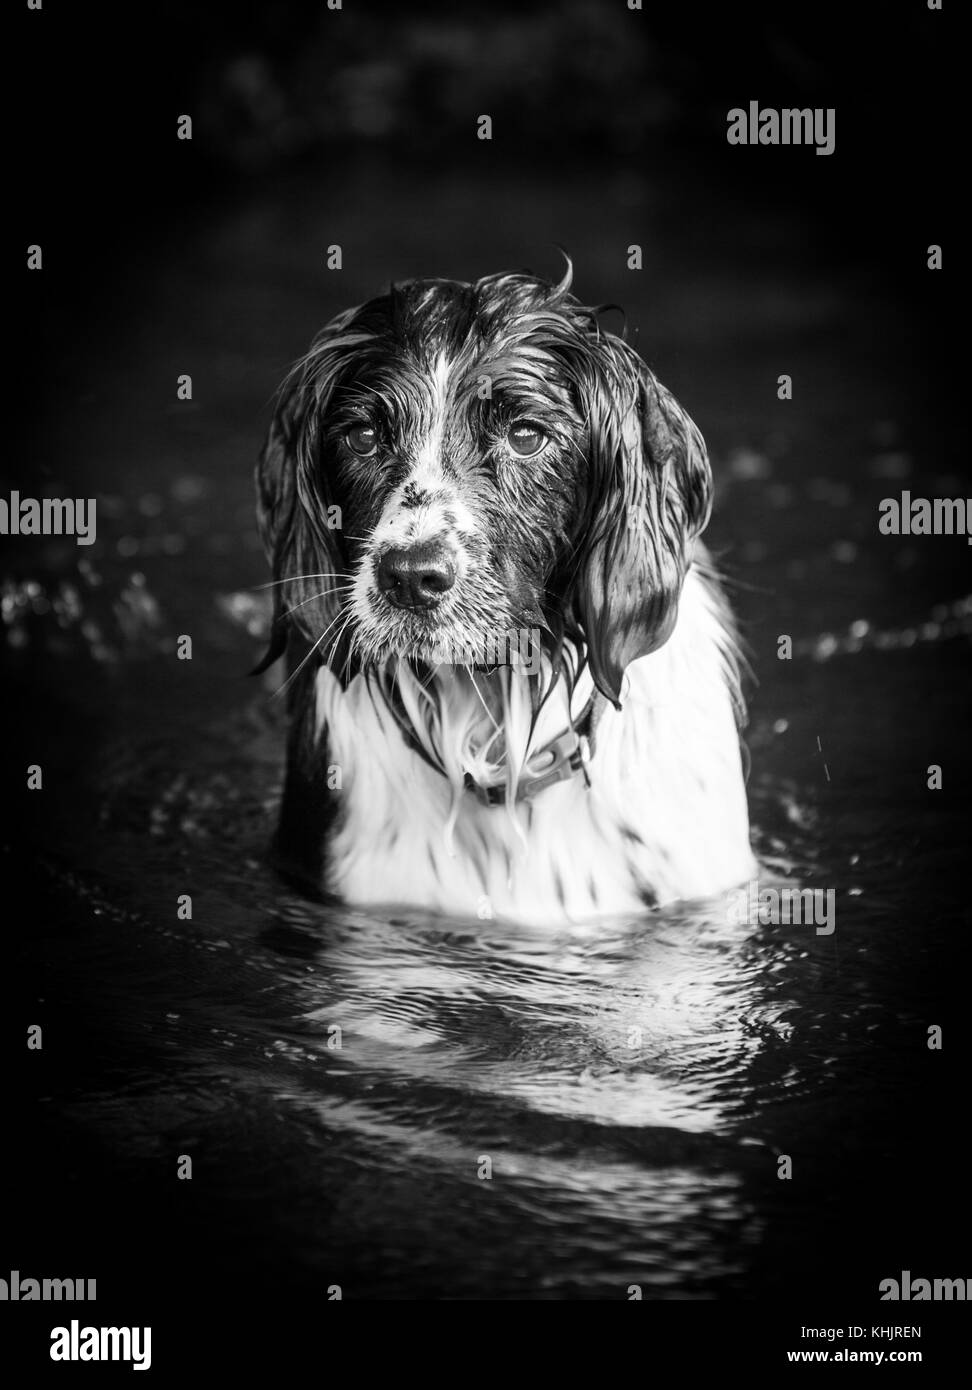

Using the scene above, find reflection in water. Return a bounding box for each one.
[6,535,967,1296]
[210,892,780,1294]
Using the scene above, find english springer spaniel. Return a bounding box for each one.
[255,263,756,924]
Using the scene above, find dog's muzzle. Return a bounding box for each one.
[376,539,457,612]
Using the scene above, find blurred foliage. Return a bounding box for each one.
[169,0,934,172]
[195,1,679,169]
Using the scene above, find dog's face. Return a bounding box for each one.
[257,265,713,705]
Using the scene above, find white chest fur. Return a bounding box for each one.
[312,567,755,925]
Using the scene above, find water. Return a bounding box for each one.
[4,166,969,1302]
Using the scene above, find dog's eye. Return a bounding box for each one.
[507,422,547,457]
[346,423,378,457]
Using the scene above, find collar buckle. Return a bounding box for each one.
[463,697,601,807]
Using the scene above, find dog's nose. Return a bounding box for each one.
[376,542,457,611]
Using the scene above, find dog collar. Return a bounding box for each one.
[388,682,604,807]
[462,692,603,806]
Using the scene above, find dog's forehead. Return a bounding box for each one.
[336,277,593,431]
[400,311,569,412]
[389,280,475,360]
[391,277,553,357]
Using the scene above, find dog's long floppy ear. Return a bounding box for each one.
[254,312,368,674]
[570,333,713,707]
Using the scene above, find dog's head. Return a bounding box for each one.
[256,261,712,706]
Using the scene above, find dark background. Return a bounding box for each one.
[3,0,968,1363]
[13,0,959,322]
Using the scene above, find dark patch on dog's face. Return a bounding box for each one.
[312,279,592,666]
[257,266,713,701]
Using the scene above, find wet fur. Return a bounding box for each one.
[256,263,756,923]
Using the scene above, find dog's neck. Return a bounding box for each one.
[362,651,599,805]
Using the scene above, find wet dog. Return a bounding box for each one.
[255,262,755,923]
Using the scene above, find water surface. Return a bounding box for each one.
[5,167,969,1301]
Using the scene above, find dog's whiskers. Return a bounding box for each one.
[278,582,355,622]
[270,600,354,699]
[253,573,348,591]
[335,610,363,687]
